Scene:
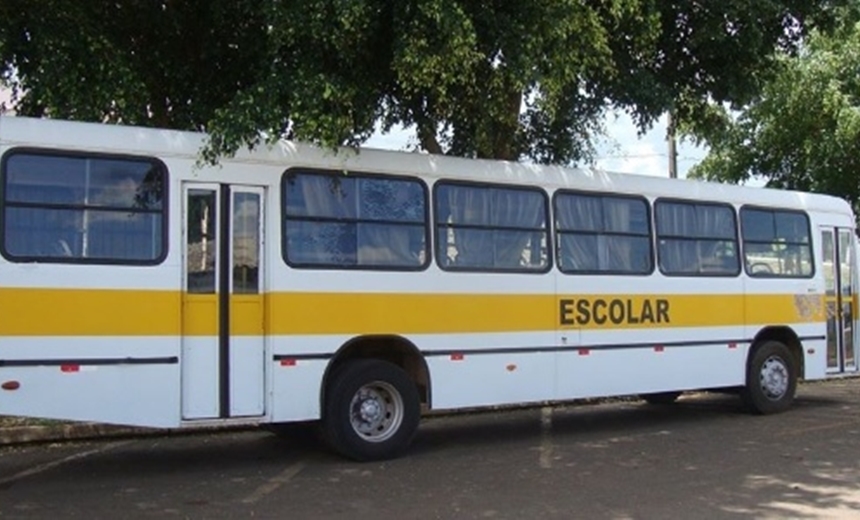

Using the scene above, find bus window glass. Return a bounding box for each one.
[2,152,166,263]
[283,171,427,269]
[187,189,217,293]
[776,212,810,243]
[435,183,548,272]
[838,229,851,297]
[739,209,772,242]
[285,174,355,219]
[741,207,812,277]
[656,201,739,276]
[555,192,652,274]
[822,231,836,294]
[233,191,260,294]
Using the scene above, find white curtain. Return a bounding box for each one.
[439,185,544,269]
[557,195,648,273]
[286,173,425,267]
[657,202,737,274]
[493,189,545,268]
[356,178,424,267]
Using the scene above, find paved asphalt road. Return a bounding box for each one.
[1,379,858,519]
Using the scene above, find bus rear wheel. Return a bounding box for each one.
[322,359,420,461]
[741,340,797,414]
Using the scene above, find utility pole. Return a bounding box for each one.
[667,110,678,179]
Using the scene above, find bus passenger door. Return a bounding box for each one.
[821,227,857,374]
[182,184,266,420]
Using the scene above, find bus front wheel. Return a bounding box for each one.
[322,359,420,461]
[741,340,797,414]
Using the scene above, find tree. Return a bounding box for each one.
[0,1,841,164]
[0,1,269,128]
[685,5,860,214]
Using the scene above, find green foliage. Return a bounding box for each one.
[0,0,269,127]
[0,1,841,165]
[686,5,860,214]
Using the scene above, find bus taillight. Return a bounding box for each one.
[1,381,20,391]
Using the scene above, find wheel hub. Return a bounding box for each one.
[760,356,788,399]
[359,395,383,423]
[348,381,404,443]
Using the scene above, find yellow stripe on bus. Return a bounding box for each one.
[0,288,181,336]
[269,292,823,335]
[266,293,555,335]
[0,288,824,337]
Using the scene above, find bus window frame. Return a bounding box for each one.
[280,167,432,272]
[654,197,741,278]
[739,204,815,279]
[553,189,655,276]
[432,179,552,274]
[0,147,169,266]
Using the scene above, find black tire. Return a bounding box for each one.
[741,340,797,414]
[640,391,682,405]
[321,359,420,461]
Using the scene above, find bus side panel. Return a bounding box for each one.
[426,351,556,410]
[268,334,352,422]
[744,272,828,380]
[0,338,181,428]
[556,327,749,399]
[420,331,557,410]
[269,357,327,422]
[800,337,828,380]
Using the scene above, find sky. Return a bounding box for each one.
[593,111,706,179]
[366,111,707,179]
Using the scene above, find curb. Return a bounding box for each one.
[0,421,259,446]
[0,423,159,446]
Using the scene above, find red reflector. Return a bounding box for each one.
[60,365,80,373]
[807,348,815,355]
[280,359,297,367]
[578,348,590,356]
[1,381,20,391]
[450,353,464,361]
[728,342,738,349]
[654,346,664,352]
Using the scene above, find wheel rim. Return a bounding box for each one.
[349,381,404,443]
[759,355,789,400]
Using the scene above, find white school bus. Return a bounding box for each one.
[0,116,857,460]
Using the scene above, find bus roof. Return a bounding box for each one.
[0,115,852,218]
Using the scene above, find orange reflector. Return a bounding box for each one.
[1,381,20,391]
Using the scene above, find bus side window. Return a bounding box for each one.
[556,191,652,275]
[2,151,166,264]
[740,207,812,278]
[655,200,739,276]
[283,170,428,270]
[434,182,548,272]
